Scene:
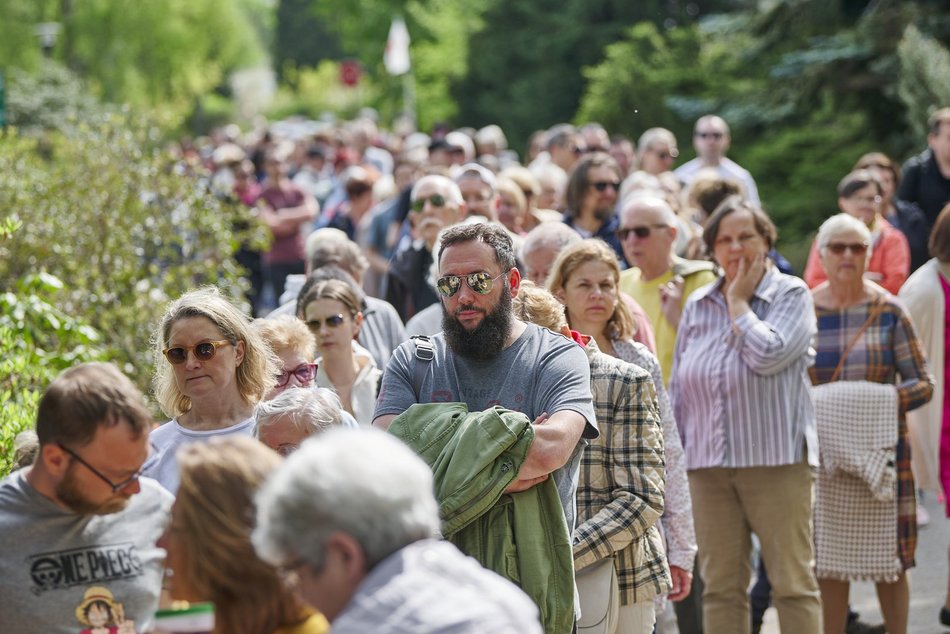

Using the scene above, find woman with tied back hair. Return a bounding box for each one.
[158,437,328,634]
[299,279,380,426]
[145,287,280,494]
[805,169,911,294]
[854,152,930,274]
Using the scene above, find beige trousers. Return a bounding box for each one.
[688,462,823,634]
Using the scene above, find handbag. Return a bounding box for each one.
[576,556,619,634]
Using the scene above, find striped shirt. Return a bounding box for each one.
[669,267,819,470]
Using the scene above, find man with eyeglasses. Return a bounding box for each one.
[0,362,172,634]
[384,174,467,322]
[674,114,761,206]
[618,195,717,386]
[562,152,626,262]
[374,222,598,630]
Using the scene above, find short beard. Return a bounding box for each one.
[593,205,614,223]
[56,464,130,516]
[442,285,514,361]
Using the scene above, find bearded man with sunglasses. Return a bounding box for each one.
[375,222,597,629]
[384,174,466,322]
[0,362,172,634]
[562,152,627,263]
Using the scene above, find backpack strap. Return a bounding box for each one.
[410,335,434,400]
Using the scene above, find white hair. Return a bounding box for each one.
[411,174,464,207]
[620,194,678,228]
[252,428,441,570]
[520,222,581,259]
[817,213,872,252]
[254,387,343,437]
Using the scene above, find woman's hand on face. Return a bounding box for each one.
[726,253,766,305]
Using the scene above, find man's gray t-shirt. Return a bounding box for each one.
[0,470,172,634]
[374,322,598,533]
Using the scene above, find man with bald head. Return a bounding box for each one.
[674,114,761,206]
[618,195,716,384]
[385,175,467,321]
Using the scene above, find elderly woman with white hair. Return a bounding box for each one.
[254,387,348,456]
[809,213,933,634]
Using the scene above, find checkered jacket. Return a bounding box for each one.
[573,339,672,603]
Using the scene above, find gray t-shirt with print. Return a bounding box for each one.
[374,322,598,534]
[0,470,172,634]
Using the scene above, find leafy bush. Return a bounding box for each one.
[0,221,108,477]
[0,111,264,396]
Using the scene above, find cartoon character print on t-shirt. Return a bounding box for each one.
[74,586,136,634]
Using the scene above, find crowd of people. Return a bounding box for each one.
[2,106,950,634]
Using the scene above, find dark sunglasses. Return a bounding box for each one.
[410,193,446,212]
[163,339,232,365]
[695,131,724,140]
[591,181,620,193]
[306,314,348,330]
[436,271,506,297]
[57,442,154,493]
[617,224,669,241]
[275,363,318,388]
[825,242,869,256]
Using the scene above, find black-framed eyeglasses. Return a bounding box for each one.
[305,314,348,330]
[617,224,669,241]
[436,271,507,297]
[275,363,318,388]
[591,180,620,193]
[57,442,154,493]
[163,340,232,365]
[410,193,447,212]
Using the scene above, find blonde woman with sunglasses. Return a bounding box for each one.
[299,280,381,426]
[145,287,280,494]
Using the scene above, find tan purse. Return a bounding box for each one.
[576,556,619,634]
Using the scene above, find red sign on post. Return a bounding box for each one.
[340,60,361,87]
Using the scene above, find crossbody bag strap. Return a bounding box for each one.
[829,296,888,383]
[410,335,434,400]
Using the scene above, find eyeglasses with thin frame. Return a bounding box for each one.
[274,363,318,388]
[825,242,869,256]
[410,193,446,213]
[695,131,724,140]
[436,271,507,298]
[163,340,232,365]
[305,314,348,330]
[847,194,882,206]
[591,180,620,193]
[57,442,154,493]
[617,224,669,241]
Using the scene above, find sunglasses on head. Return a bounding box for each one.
[436,271,507,297]
[410,193,446,213]
[163,340,232,365]
[306,314,348,330]
[275,363,318,388]
[617,224,669,241]
[825,242,869,256]
[591,181,620,193]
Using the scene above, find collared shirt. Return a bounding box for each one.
[573,338,670,603]
[669,266,819,470]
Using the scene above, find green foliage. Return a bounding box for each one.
[0,112,260,393]
[268,61,381,121]
[897,24,950,138]
[0,260,108,478]
[5,59,99,131]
